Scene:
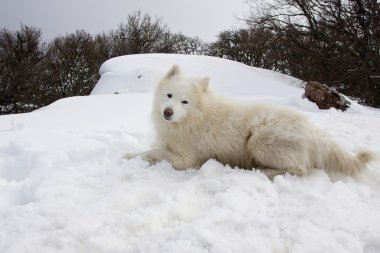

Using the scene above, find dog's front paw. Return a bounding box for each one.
[137,149,168,165]
[122,150,162,165]
[123,152,139,159]
[140,152,161,164]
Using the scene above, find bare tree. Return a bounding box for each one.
[113,11,172,55]
[0,25,45,114]
[94,31,116,60]
[207,28,277,69]
[171,33,205,55]
[246,0,380,106]
[45,30,99,98]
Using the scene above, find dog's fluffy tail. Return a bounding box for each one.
[356,150,375,164]
[323,144,376,176]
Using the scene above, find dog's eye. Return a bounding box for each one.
[167,93,172,98]
[182,100,188,104]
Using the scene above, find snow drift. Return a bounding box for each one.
[1,54,380,253]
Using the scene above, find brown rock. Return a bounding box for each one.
[304,81,350,111]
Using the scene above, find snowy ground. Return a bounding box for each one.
[1,54,380,253]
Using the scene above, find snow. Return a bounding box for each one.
[92,54,304,100]
[1,54,380,253]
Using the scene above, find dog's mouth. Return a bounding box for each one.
[163,115,172,121]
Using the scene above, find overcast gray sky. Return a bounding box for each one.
[0,0,248,42]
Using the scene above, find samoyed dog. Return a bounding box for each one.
[124,65,374,178]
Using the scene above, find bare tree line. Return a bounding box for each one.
[1,2,379,114]
[0,11,204,114]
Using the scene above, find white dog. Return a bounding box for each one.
[124,65,374,178]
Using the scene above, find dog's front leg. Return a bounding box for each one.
[124,149,194,170]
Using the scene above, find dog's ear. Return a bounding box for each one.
[199,77,209,92]
[164,64,180,79]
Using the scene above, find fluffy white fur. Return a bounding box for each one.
[124,65,375,178]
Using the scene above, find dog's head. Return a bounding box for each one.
[154,65,209,123]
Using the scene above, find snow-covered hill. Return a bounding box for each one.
[1,54,380,253]
[92,54,304,99]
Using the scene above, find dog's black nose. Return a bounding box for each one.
[163,108,173,119]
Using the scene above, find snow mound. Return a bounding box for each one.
[1,54,380,252]
[92,54,319,111]
[92,54,303,98]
